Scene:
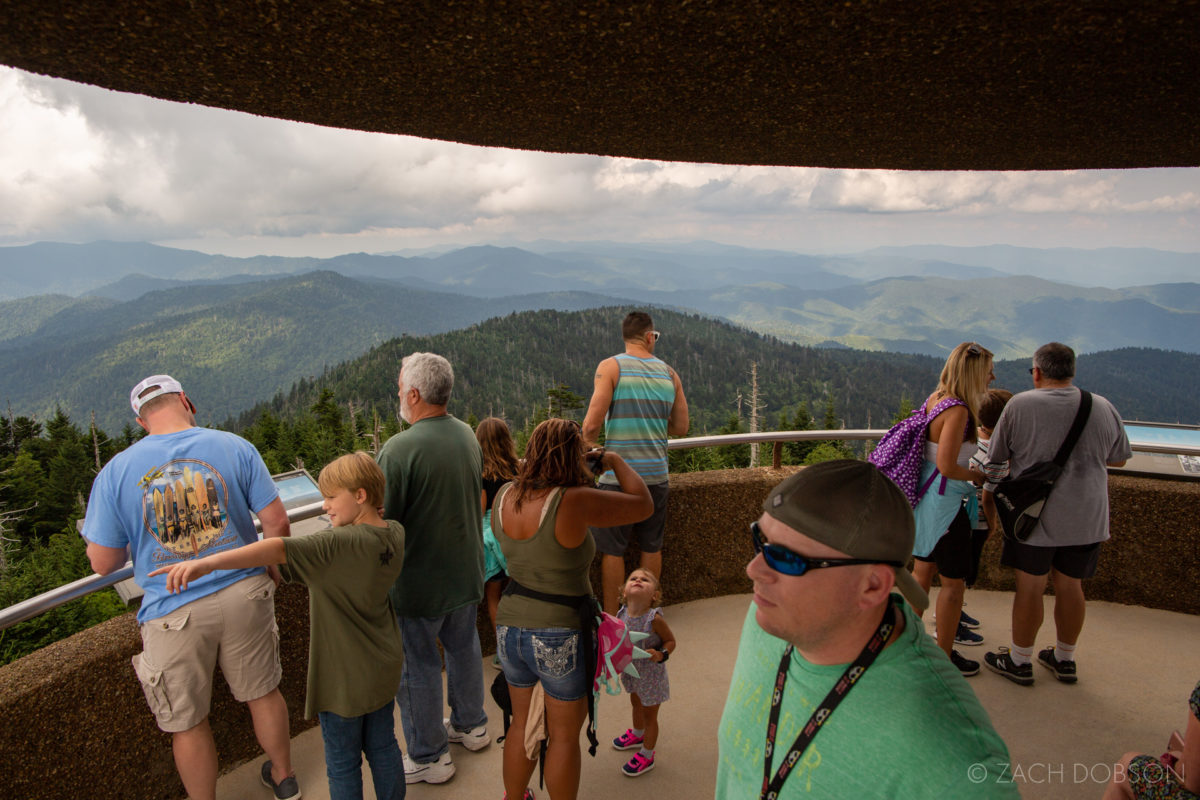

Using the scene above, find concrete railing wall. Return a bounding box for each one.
[2,468,1197,800]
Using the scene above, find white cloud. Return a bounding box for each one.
[1,66,1198,257]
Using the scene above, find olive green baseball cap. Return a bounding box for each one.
[763,459,927,611]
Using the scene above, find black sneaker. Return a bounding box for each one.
[260,761,301,800]
[1037,647,1078,683]
[950,649,980,677]
[959,609,981,629]
[955,623,984,646]
[984,648,1034,686]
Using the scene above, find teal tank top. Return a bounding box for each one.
[599,354,675,486]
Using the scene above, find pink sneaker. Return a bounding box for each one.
[501,790,535,800]
[622,751,655,776]
[612,729,644,751]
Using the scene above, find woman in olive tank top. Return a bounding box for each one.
[492,419,652,800]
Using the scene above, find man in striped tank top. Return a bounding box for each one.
[584,311,689,613]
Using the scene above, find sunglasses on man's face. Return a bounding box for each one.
[749,521,901,577]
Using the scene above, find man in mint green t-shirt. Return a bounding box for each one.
[716,461,1018,799]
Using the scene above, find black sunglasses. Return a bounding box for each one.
[749,521,901,577]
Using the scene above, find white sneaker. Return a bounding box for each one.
[444,717,491,751]
[403,751,455,784]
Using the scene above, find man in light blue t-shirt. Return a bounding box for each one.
[583,311,689,613]
[83,374,299,800]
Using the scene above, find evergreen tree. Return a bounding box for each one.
[785,401,817,464]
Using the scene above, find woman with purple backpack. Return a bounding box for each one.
[909,342,994,677]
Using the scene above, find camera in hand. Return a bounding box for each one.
[584,448,605,475]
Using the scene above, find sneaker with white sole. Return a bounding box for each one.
[621,751,655,776]
[260,761,301,800]
[403,751,455,784]
[1037,647,1078,684]
[955,623,984,646]
[984,647,1034,686]
[445,718,491,751]
[959,609,981,629]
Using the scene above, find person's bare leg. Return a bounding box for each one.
[503,685,537,800]
[246,688,293,784]
[639,551,662,581]
[911,560,937,618]
[173,719,218,800]
[935,577,965,658]
[542,694,589,800]
[635,695,661,751]
[485,580,503,631]
[1011,569,1049,649]
[1101,752,1138,800]
[602,553,625,615]
[1050,570,1086,646]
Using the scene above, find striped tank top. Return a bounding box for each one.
[599,353,675,486]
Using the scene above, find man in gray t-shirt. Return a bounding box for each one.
[982,342,1131,687]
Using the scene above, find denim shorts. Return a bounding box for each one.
[496,625,589,702]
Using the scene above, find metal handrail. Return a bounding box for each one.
[2,429,1198,632]
[0,500,326,631]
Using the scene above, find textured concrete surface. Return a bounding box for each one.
[0,2,1197,170]
[2,467,1196,799]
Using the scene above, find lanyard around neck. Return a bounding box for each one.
[760,596,897,800]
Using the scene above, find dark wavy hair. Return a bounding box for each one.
[508,418,592,511]
[476,417,520,482]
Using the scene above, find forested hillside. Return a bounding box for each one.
[234,307,948,438]
[236,309,1200,439]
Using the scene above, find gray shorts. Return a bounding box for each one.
[590,482,670,556]
[132,573,282,732]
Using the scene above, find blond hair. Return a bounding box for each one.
[317,451,385,507]
[937,342,994,441]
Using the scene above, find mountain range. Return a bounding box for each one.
[2,239,1199,430]
[0,271,623,432]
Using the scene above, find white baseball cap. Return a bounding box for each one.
[130,374,196,416]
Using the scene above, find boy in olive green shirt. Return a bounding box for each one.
[153,451,406,800]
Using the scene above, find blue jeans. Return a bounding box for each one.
[396,604,487,763]
[496,625,589,701]
[318,701,405,800]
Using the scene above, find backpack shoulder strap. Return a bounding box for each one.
[927,395,966,419]
[1053,390,1092,467]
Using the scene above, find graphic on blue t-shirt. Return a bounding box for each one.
[140,458,229,557]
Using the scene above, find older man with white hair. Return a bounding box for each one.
[377,352,488,785]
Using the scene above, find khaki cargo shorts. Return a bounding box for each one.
[132,572,282,733]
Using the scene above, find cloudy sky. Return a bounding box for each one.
[2,65,1198,259]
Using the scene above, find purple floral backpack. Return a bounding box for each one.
[867,396,965,507]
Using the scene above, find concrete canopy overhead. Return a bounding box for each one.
[1,1,1197,171]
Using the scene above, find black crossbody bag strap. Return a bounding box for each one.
[502,579,602,756]
[1052,390,1092,468]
